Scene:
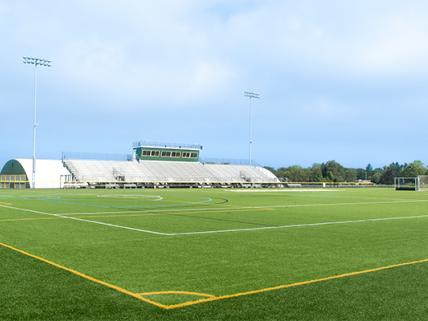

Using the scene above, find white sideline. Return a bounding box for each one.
[2,202,428,236]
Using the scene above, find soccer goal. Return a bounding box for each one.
[418,175,428,191]
[394,176,428,191]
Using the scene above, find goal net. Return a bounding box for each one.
[395,176,428,191]
[418,175,428,191]
[395,177,418,191]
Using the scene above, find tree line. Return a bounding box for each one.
[265,160,428,185]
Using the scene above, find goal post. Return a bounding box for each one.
[395,176,428,191]
[394,177,418,191]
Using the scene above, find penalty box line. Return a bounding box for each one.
[2,204,428,237]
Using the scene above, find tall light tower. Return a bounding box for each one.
[244,91,260,166]
[23,57,52,189]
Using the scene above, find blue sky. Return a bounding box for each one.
[1,0,428,168]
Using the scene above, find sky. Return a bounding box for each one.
[1,0,428,168]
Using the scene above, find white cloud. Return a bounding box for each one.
[352,12,428,74]
[3,0,428,107]
[213,1,428,78]
[2,0,428,166]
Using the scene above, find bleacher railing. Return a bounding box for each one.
[133,141,203,150]
[200,158,261,166]
[62,152,132,161]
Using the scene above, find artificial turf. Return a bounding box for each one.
[2,244,428,321]
[1,188,428,320]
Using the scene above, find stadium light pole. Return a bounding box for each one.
[23,57,52,189]
[244,91,260,166]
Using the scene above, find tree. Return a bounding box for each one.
[321,160,346,182]
[269,160,427,185]
[379,162,403,185]
[277,165,309,182]
[345,168,357,182]
[356,168,366,180]
[401,161,427,177]
[365,163,373,180]
[370,168,383,184]
[309,163,323,182]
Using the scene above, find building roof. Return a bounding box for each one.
[133,141,203,150]
[1,159,71,188]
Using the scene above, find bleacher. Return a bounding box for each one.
[64,159,280,187]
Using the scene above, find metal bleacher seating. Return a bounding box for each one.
[64,159,280,186]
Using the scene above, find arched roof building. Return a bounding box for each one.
[0,159,71,188]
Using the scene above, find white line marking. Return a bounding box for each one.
[58,199,428,216]
[96,194,164,201]
[3,203,428,237]
[167,214,428,236]
[229,189,341,193]
[0,204,171,236]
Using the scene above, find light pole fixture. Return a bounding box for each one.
[23,56,52,189]
[244,91,260,166]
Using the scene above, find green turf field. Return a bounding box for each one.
[1,188,428,320]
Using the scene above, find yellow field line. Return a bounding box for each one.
[0,202,12,206]
[162,257,428,309]
[2,240,428,310]
[0,242,169,310]
[139,291,216,298]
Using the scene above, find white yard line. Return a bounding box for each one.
[58,199,428,216]
[167,214,428,236]
[96,194,164,201]
[0,204,171,236]
[2,200,428,237]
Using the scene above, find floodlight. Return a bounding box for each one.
[23,56,52,188]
